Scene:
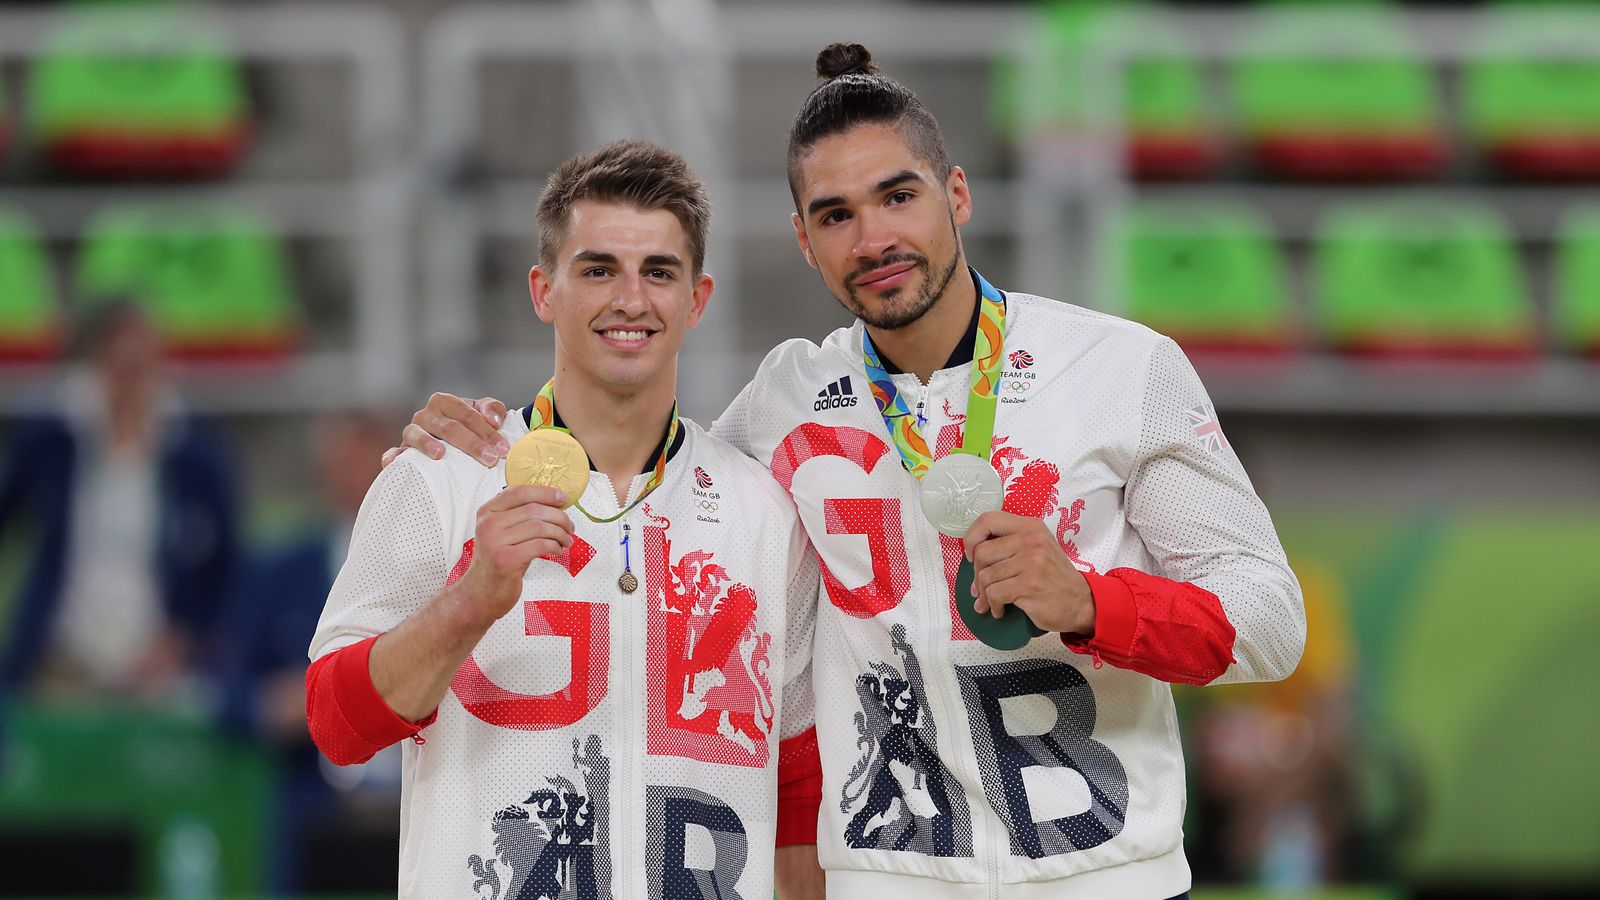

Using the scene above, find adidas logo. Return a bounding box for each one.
[814,375,859,411]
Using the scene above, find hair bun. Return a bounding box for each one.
[815,42,878,79]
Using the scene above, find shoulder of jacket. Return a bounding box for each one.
[1009,292,1168,347]
[384,443,501,510]
[1007,292,1176,377]
[756,332,851,376]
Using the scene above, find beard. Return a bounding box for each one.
[837,242,963,331]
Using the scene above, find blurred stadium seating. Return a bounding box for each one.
[76,206,299,361]
[1556,207,1600,356]
[0,2,1597,899]
[992,1,1220,179]
[1464,4,1600,180]
[27,9,250,178]
[0,208,60,363]
[1232,3,1447,180]
[1312,202,1534,357]
[1111,202,1293,352]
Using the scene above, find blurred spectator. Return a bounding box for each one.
[0,300,238,702]
[1185,559,1366,889]
[215,411,400,894]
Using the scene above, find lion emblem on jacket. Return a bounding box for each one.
[840,624,972,856]
[468,736,611,900]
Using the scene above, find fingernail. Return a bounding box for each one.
[429,441,445,459]
[496,437,511,455]
[489,410,503,426]
[553,491,567,505]
[479,449,498,466]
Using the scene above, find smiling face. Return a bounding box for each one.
[529,200,713,395]
[790,123,972,330]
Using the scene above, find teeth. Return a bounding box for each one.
[603,330,649,341]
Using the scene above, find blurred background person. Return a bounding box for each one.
[0,300,238,703]
[215,412,401,896]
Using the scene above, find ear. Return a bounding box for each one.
[529,265,556,324]
[791,212,819,270]
[947,165,973,229]
[685,271,715,329]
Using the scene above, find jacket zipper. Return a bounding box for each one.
[912,372,1004,896]
[615,503,633,895]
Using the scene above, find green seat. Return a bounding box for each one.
[27,9,249,176]
[1113,203,1292,350]
[1233,4,1445,179]
[77,207,299,359]
[1554,209,1600,354]
[993,1,1216,178]
[0,209,61,362]
[1464,5,1600,179]
[1313,204,1533,354]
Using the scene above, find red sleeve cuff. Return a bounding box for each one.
[306,635,437,765]
[1071,569,1138,656]
[1062,567,1237,686]
[331,635,437,744]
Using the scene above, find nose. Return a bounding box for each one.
[851,208,898,262]
[611,273,651,317]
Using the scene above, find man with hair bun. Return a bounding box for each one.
[401,45,1305,900]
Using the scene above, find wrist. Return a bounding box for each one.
[450,569,519,632]
[1074,584,1096,636]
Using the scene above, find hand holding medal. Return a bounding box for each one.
[863,272,1045,650]
[511,379,677,594]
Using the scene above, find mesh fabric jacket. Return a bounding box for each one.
[308,417,818,900]
[712,289,1304,898]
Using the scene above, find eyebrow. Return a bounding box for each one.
[571,250,683,270]
[873,170,924,195]
[805,169,927,219]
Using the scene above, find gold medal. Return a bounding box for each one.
[505,430,590,507]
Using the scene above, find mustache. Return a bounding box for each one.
[845,253,927,287]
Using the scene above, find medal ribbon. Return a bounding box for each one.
[530,378,679,524]
[861,270,1007,478]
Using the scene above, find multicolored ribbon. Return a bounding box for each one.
[861,270,1007,477]
[530,378,679,524]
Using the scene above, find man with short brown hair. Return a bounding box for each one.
[306,140,820,899]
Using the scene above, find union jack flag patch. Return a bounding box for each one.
[1186,403,1229,454]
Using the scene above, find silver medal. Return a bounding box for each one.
[920,453,1003,537]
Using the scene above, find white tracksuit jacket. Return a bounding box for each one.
[712,284,1305,899]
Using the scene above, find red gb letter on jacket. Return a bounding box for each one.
[640,506,776,768]
[448,537,611,730]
